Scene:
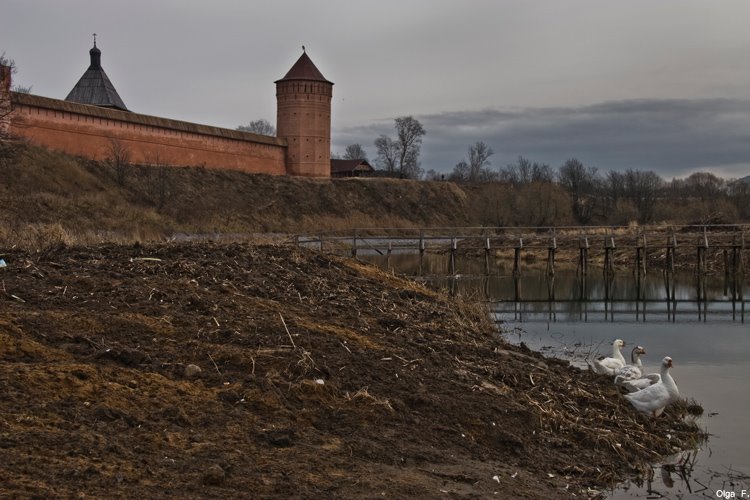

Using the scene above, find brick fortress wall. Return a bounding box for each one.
[6,91,288,175]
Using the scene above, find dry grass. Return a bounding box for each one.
[0,142,472,249]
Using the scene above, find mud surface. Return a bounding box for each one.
[0,243,702,498]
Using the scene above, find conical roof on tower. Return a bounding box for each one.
[65,38,129,111]
[275,48,333,85]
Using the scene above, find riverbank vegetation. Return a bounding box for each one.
[1,142,748,250]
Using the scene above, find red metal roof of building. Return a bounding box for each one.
[330,159,373,176]
[275,50,333,84]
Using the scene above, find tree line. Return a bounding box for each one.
[447,151,750,225]
[329,115,748,225]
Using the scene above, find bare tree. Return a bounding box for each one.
[727,177,750,219]
[237,119,276,136]
[108,139,132,187]
[145,151,172,210]
[343,143,368,161]
[0,51,32,94]
[602,170,626,215]
[375,116,425,179]
[684,172,725,200]
[449,160,470,182]
[514,182,573,226]
[558,158,600,223]
[0,52,17,73]
[450,141,495,182]
[623,169,665,223]
[531,162,555,183]
[500,156,538,186]
[394,116,425,179]
[1,51,34,140]
[468,141,494,181]
[1,52,17,128]
[374,134,398,173]
[424,169,444,181]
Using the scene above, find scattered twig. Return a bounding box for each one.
[207,352,222,376]
[279,313,296,349]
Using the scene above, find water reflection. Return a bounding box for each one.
[359,253,748,323]
[616,451,750,499]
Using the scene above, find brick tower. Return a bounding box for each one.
[275,49,333,177]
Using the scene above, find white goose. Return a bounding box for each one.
[614,345,647,385]
[624,356,679,417]
[619,373,661,393]
[593,339,626,375]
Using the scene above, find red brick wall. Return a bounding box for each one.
[8,93,288,175]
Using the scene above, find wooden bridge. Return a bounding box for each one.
[296,224,748,322]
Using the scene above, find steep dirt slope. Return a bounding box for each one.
[0,242,702,498]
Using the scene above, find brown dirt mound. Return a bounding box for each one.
[0,242,703,498]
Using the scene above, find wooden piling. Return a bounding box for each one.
[578,237,589,301]
[696,227,709,322]
[576,236,589,321]
[418,232,425,277]
[634,234,647,321]
[547,236,557,278]
[484,237,491,276]
[386,240,392,271]
[449,237,457,276]
[513,237,523,319]
[664,232,677,322]
[604,236,615,321]
[513,238,523,279]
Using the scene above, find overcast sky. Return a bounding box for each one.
[3,0,750,179]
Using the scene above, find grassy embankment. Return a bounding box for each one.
[0,141,477,248]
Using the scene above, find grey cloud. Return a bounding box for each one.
[334,99,750,179]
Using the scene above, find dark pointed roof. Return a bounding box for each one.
[65,42,129,111]
[275,50,333,85]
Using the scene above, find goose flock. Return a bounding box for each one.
[593,339,680,418]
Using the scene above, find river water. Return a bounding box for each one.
[359,252,749,499]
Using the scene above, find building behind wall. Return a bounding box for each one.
[0,45,334,178]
